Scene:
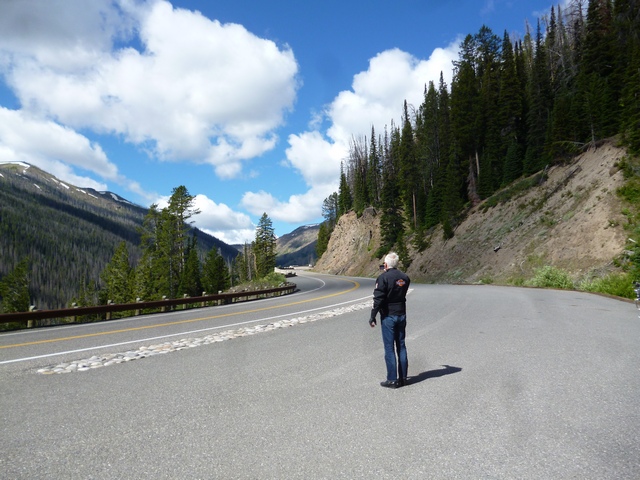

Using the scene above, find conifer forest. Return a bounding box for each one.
[317,0,640,271]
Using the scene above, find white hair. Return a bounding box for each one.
[384,252,399,269]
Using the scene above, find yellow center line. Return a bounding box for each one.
[1,280,361,349]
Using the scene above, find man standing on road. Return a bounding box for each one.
[369,252,410,389]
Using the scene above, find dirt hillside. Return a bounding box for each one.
[313,142,629,284]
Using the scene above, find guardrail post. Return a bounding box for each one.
[135,298,142,316]
[161,296,167,312]
[106,300,113,320]
[27,305,37,328]
[202,292,206,307]
[71,302,78,323]
[183,294,188,310]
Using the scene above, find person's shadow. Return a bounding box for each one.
[405,365,461,386]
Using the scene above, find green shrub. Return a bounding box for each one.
[526,266,574,289]
[579,272,635,298]
[234,272,287,291]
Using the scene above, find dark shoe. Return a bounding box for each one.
[401,377,410,386]
[380,380,399,389]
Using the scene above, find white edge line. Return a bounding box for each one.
[1,294,373,365]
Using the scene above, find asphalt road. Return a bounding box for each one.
[1,272,639,479]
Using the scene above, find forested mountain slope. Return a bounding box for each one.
[0,162,237,309]
[314,142,630,284]
[275,224,319,267]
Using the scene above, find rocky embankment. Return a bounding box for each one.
[314,142,629,284]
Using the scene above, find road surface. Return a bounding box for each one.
[1,271,639,479]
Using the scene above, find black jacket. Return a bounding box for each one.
[370,267,410,321]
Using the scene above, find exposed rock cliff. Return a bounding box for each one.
[314,142,629,284]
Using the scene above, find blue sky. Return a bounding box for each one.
[0,0,564,244]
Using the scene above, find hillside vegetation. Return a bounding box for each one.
[275,224,319,267]
[314,141,638,293]
[0,163,237,310]
[314,1,640,295]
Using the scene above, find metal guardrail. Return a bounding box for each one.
[0,283,297,328]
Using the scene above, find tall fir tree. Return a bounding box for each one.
[254,213,277,278]
[100,242,132,305]
[0,257,31,313]
[524,20,552,174]
[337,164,352,216]
[451,33,481,206]
[178,236,202,297]
[367,127,382,208]
[377,126,404,256]
[202,247,230,294]
[499,30,525,183]
[398,100,424,230]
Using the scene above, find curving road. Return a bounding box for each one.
[1,271,639,479]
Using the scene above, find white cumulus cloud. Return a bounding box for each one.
[192,194,255,245]
[245,42,459,225]
[0,0,299,178]
[0,107,116,190]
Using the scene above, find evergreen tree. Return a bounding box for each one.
[418,81,442,229]
[377,126,404,256]
[620,41,640,153]
[254,213,276,278]
[398,100,424,230]
[202,247,230,294]
[316,193,339,258]
[580,0,619,140]
[615,0,640,153]
[100,242,132,304]
[425,73,454,229]
[367,127,381,208]
[451,33,481,206]
[134,186,200,299]
[316,222,331,259]
[132,252,156,301]
[524,20,552,174]
[337,165,352,216]
[349,136,369,216]
[178,236,202,297]
[0,257,31,313]
[498,30,525,183]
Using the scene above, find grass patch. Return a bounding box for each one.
[231,272,288,291]
[616,154,640,280]
[480,172,547,213]
[526,265,574,289]
[578,272,635,299]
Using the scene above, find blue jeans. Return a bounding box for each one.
[381,314,408,382]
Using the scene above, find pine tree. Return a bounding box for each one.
[0,257,31,313]
[202,247,230,294]
[398,100,424,230]
[367,127,381,208]
[498,30,525,183]
[135,186,200,299]
[418,81,442,229]
[337,165,352,216]
[349,136,369,216]
[254,213,276,278]
[615,0,640,153]
[316,193,339,258]
[580,0,619,140]
[316,222,331,259]
[377,126,404,256]
[524,20,552,174]
[451,33,481,206]
[99,242,132,305]
[178,236,202,297]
